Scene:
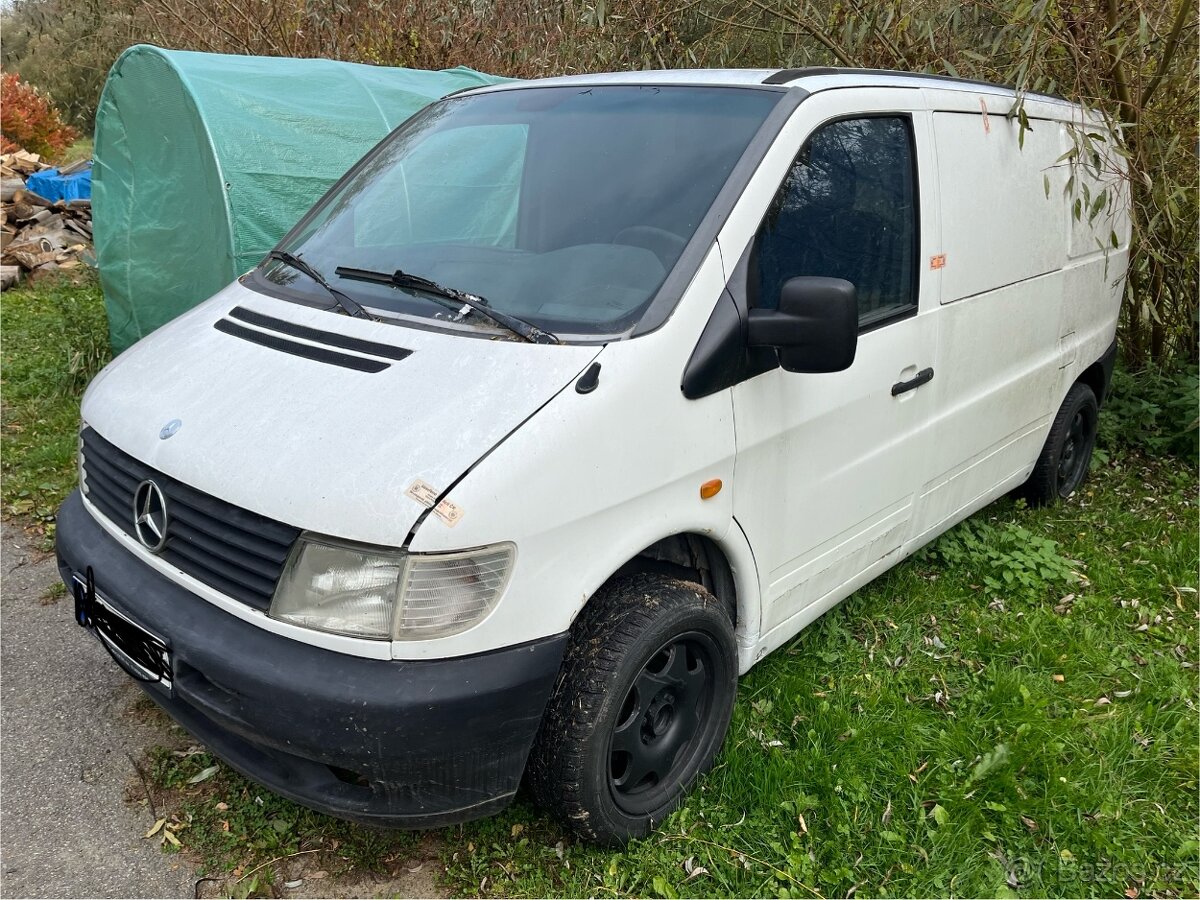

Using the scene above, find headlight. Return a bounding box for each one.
[270,536,514,640]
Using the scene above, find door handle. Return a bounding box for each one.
[891,367,934,396]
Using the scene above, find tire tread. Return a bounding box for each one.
[526,573,733,844]
[1022,381,1098,506]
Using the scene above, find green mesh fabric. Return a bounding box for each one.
[93,44,510,352]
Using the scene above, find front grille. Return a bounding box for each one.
[79,428,300,611]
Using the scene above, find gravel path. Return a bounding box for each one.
[1,520,195,899]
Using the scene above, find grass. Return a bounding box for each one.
[61,136,93,165]
[2,277,1196,897]
[137,740,424,890]
[1,273,108,541]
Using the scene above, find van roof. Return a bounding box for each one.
[474,67,1070,106]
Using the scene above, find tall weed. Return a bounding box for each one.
[1099,364,1199,462]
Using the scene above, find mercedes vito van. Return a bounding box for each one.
[58,68,1128,844]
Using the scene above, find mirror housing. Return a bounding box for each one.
[746,276,858,373]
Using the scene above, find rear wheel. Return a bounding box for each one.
[527,574,737,845]
[1022,382,1099,505]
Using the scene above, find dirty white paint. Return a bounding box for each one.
[80,72,1127,668]
[82,281,601,549]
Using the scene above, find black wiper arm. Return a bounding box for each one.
[334,266,559,345]
[266,250,374,321]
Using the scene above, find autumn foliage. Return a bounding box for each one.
[1,71,77,160]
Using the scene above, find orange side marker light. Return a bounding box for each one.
[700,479,723,500]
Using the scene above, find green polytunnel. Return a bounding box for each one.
[93,44,511,352]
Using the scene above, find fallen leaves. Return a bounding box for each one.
[144,816,187,848]
[186,764,219,784]
[682,855,709,881]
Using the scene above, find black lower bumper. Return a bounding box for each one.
[55,490,567,827]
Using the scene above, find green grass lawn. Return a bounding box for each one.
[1,275,108,539]
[2,277,1196,897]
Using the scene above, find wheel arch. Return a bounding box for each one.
[572,528,762,672]
[1077,337,1118,407]
[1077,358,1108,407]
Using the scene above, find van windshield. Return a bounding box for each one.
[259,85,781,338]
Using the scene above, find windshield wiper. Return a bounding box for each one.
[334,266,559,345]
[266,250,374,321]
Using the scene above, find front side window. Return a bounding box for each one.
[754,115,918,328]
[260,86,782,339]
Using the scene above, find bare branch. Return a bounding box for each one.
[740,0,857,66]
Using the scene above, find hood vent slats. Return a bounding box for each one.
[214,306,413,373]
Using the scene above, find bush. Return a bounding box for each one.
[1099,363,1200,461]
[921,518,1079,600]
[0,71,77,160]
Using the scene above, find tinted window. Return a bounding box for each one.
[755,116,918,327]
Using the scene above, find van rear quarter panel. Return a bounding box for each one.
[931,103,1069,304]
[913,89,1126,542]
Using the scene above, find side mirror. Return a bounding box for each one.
[746,276,858,373]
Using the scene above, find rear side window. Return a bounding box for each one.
[754,115,918,328]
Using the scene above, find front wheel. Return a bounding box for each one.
[526,574,737,845]
[1021,382,1099,506]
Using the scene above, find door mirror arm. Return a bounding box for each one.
[747,276,858,374]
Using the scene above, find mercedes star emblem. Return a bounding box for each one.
[133,479,169,552]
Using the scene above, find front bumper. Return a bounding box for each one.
[56,490,567,827]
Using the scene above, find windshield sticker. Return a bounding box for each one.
[433,499,464,528]
[405,479,440,508]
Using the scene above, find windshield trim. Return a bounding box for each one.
[245,82,809,343]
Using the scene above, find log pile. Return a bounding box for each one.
[1,150,93,290]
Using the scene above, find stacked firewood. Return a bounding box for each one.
[1,150,93,290]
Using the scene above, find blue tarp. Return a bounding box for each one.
[25,162,92,203]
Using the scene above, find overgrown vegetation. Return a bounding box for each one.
[0,274,108,539]
[2,0,1196,365]
[1100,364,1200,462]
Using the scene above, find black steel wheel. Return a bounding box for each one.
[527,574,737,845]
[1022,381,1099,506]
[1056,407,1092,491]
[607,631,721,816]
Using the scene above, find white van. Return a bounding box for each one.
[58,68,1128,844]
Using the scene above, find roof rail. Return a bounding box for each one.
[762,67,835,84]
[761,66,1064,100]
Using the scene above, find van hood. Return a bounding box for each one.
[81,281,602,546]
